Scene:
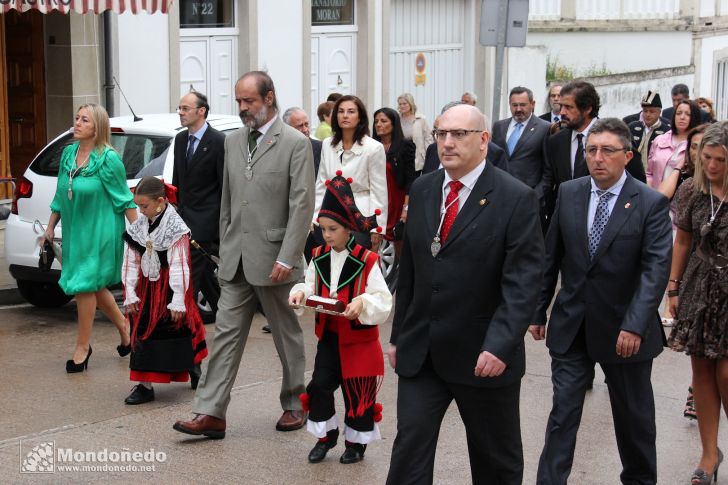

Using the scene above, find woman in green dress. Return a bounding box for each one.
[44,103,138,373]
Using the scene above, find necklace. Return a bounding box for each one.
[67,151,90,200]
[701,184,727,237]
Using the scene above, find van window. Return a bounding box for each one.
[30,133,172,180]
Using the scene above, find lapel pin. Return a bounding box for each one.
[267,140,273,145]
[480,198,488,206]
[530,127,535,132]
[625,202,631,209]
[203,147,208,152]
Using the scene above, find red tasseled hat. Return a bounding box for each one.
[319,171,380,233]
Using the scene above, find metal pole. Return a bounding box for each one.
[102,11,115,116]
[491,0,509,123]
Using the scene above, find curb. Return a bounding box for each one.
[0,287,24,306]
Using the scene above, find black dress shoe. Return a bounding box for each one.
[262,324,271,333]
[189,364,201,390]
[117,343,131,357]
[124,385,155,405]
[66,346,92,373]
[308,429,339,463]
[339,443,366,464]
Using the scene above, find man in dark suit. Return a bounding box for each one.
[539,83,562,123]
[386,104,544,484]
[423,102,510,174]
[492,86,551,195]
[530,118,672,485]
[541,81,646,224]
[172,91,225,326]
[661,83,690,122]
[628,91,670,169]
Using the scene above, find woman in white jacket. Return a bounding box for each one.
[314,95,388,252]
[397,93,433,173]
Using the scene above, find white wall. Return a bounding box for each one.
[593,74,694,118]
[502,46,548,121]
[257,0,304,114]
[117,12,170,116]
[696,34,728,98]
[527,31,692,75]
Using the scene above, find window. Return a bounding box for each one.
[180,0,234,29]
[715,57,728,122]
[312,0,354,26]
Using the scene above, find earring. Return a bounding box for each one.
[156,206,162,213]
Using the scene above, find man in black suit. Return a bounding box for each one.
[530,118,672,485]
[661,83,690,122]
[492,86,551,195]
[541,81,646,223]
[423,102,510,175]
[172,91,225,325]
[628,91,670,169]
[386,104,544,484]
[539,83,562,123]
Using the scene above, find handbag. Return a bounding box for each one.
[392,220,405,241]
[34,219,62,271]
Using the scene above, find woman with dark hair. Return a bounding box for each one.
[45,103,137,372]
[372,107,415,249]
[314,95,388,251]
[668,121,728,484]
[647,99,703,189]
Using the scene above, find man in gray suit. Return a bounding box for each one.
[174,71,315,438]
[529,118,672,484]
[491,86,551,197]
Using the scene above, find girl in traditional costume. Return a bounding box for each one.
[289,171,392,464]
[121,176,208,405]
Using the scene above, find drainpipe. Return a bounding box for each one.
[103,11,115,116]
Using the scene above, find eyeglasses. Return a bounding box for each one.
[585,146,629,157]
[432,129,483,141]
[177,106,198,113]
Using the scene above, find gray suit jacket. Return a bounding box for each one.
[491,115,550,195]
[218,117,315,285]
[535,175,672,363]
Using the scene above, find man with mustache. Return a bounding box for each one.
[173,71,315,438]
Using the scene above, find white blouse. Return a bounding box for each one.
[315,135,388,232]
[290,248,392,326]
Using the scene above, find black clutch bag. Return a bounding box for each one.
[38,239,55,272]
[393,220,405,241]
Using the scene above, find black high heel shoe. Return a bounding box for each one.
[692,448,723,485]
[117,343,131,357]
[66,346,92,373]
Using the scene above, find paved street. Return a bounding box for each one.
[0,220,724,484]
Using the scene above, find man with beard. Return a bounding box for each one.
[540,81,645,224]
[173,71,315,438]
[539,84,562,124]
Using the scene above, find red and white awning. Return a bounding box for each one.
[1,0,171,14]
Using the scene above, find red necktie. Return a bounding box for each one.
[441,180,463,243]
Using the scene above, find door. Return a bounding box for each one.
[180,36,236,115]
[310,33,356,118]
[5,9,46,178]
[0,19,10,199]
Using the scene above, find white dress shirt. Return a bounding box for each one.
[290,247,392,326]
[441,160,486,216]
[315,135,388,232]
[571,117,598,175]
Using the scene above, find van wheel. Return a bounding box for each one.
[16,280,73,307]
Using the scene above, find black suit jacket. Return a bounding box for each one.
[172,125,226,242]
[310,138,322,176]
[491,116,551,194]
[422,142,510,175]
[391,165,544,387]
[535,175,672,363]
[541,126,646,220]
[539,112,557,123]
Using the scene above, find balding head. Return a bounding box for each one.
[436,104,490,180]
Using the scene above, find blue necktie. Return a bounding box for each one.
[589,190,615,259]
[186,135,196,162]
[507,122,523,156]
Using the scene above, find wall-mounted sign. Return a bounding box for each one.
[180,0,234,28]
[415,52,426,86]
[312,0,354,26]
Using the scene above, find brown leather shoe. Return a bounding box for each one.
[173,414,226,439]
[275,410,307,431]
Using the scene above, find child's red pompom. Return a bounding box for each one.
[374,208,382,216]
[299,393,310,412]
[375,226,383,233]
[373,402,383,422]
[324,179,331,186]
[336,170,343,176]
[347,177,353,184]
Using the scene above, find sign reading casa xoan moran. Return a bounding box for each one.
[180,0,234,28]
[312,0,354,26]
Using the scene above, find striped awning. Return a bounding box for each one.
[1,0,171,14]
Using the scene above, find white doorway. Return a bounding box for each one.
[180,35,237,115]
[311,32,357,120]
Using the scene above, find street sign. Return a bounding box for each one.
[479,0,529,47]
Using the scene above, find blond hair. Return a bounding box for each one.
[692,121,728,196]
[78,103,112,152]
[397,93,417,115]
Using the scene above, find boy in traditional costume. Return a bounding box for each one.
[121,176,208,405]
[289,171,392,464]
